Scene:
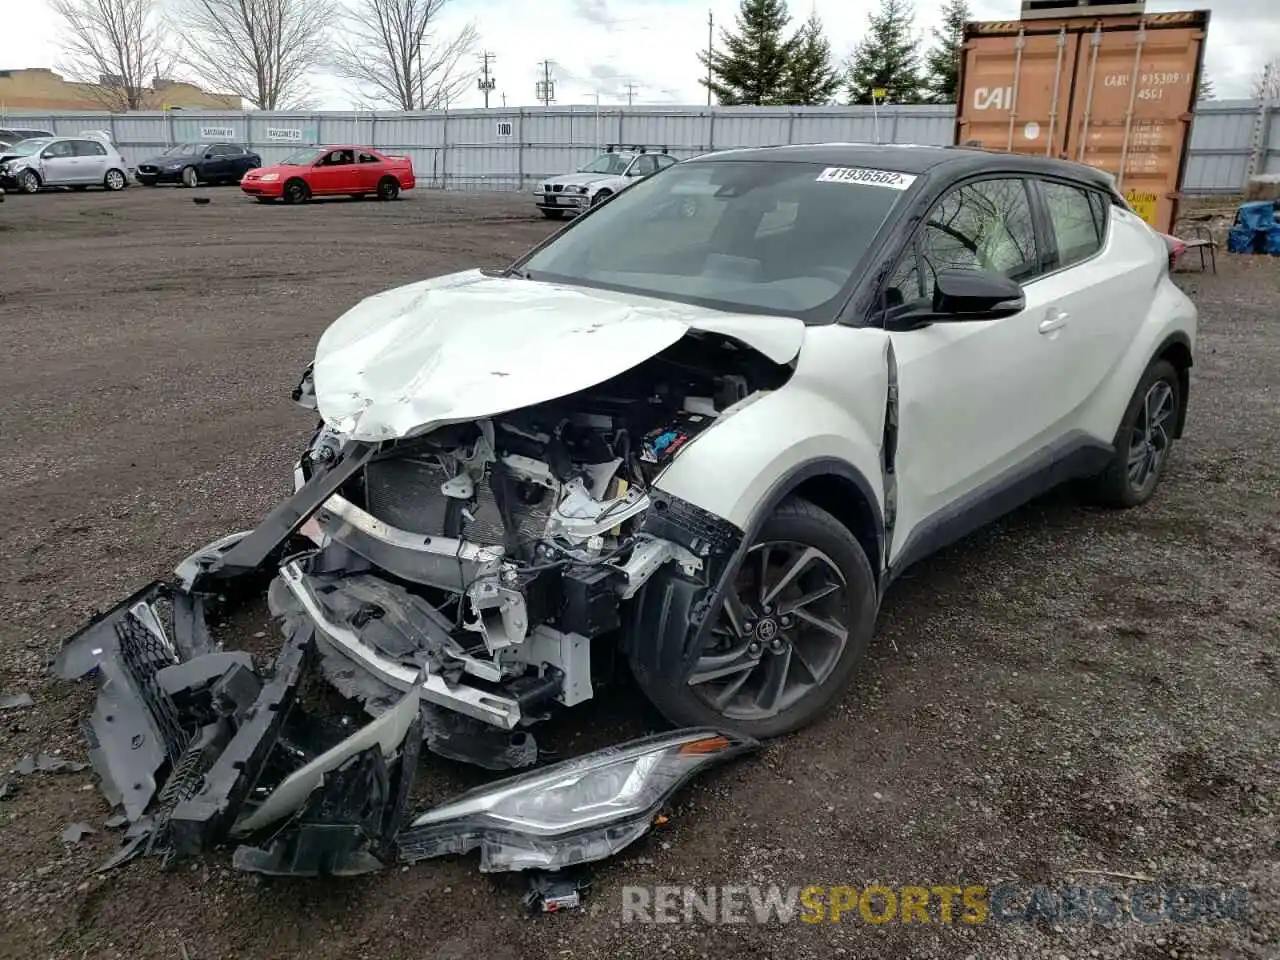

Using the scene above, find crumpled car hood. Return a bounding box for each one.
[312,269,806,441]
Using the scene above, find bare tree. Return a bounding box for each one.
[332,0,478,110]
[51,0,173,111]
[172,0,333,109]
[1253,59,1280,103]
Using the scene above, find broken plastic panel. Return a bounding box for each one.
[397,728,756,872]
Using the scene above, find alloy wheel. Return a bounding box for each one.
[20,171,39,194]
[1127,379,1175,492]
[688,541,850,721]
[182,166,197,188]
[105,169,125,191]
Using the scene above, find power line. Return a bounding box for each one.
[477,51,496,109]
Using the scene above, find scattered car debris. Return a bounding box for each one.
[61,822,96,843]
[52,551,754,882]
[0,691,34,711]
[524,870,591,912]
[192,197,210,205]
[0,779,17,801]
[10,753,87,776]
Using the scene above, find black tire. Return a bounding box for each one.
[590,189,611,207]
[1081,358,1181,508]
[631,497,878,739]
[377,177,400,201]
[283,178,310,204]
[19,169,41,194]
[103,168,127,191]
[541,209,566,219]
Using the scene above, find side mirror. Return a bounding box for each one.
[204,152,214,159]
[885,268,1025,330]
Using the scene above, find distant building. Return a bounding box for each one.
[0,68,240,111]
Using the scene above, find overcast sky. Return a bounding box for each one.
[1,0,1272,109]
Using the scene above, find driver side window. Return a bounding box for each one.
[886,177,1039,306]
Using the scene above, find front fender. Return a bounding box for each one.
[653,326,891,531]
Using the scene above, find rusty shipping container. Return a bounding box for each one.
[955,0,1210,234]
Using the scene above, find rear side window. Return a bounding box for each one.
[358,151,380,163]
[74,140,107,156]
[1041,180,1106,267]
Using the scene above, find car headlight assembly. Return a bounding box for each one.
[397,728,756,872]
[564,185,586,195]
[260,173,280,182]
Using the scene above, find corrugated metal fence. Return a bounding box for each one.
[4,100,1275,195]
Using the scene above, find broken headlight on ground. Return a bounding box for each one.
[397,729,756,872]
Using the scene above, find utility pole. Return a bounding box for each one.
[501,91,507,107]
[706,10,713,106]
[477,51,496,108]
[625,83,638,106]
[536,60,556,107]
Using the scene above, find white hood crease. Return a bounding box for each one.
[312,270,806,441]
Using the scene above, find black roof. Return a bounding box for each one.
[687,143,1117,191]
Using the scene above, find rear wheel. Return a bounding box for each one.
[283,179,310,204]
[631,498,878,739]
[103,168,126,191]
[377,177,400,201]
[1081,358,1181,508]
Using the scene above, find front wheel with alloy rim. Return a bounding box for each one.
[1081,358,1181,508]
[590,189,611,207]
[377,177,399,200]
[283,179,310,204]
[19,170,41,194]
[104,168,126,191]
[631,498,877,739]
[181,166,198,188]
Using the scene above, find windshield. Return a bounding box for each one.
[283,147,324,165]
[520,160,910,319]
[161,143,203,156]
[7,138,51,157]
[579,154,632,175]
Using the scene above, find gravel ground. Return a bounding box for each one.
[0,186,1275,960]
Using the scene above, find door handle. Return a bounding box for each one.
[1038,308,1069,335]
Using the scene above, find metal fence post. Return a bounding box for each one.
[517,107,525,191]
[442,108,449,190]
[708,109,715,152]
[787,110,795,145]
[165,107,174,147]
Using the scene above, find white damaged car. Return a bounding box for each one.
[58,145,1197,851]
[533,145,678,218]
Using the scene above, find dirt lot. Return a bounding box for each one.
[0,186,1276,960]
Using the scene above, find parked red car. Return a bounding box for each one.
[241,145,415,203]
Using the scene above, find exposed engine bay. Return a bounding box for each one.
[287,332,790,736]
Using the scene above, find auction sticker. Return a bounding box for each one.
[816,166,917,190]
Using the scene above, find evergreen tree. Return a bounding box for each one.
[923,0,970,104]
[845,0,924,105]
[1196,73,1215,101]
[699,0,798,105]
[783,10,841,105]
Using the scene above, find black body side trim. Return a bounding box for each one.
[884,431,1113,589]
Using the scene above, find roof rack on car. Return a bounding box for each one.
[604,144,668,154]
